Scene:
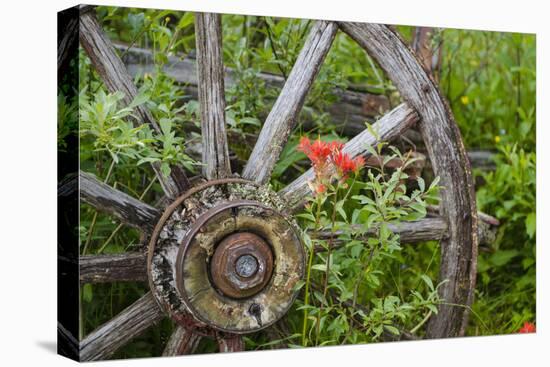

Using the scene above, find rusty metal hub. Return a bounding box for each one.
[146,179,305,334]
[210,232,274,299]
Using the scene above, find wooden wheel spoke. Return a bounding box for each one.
[242,21,338,184]
[195,13,231,180]
[80,252,147,284]
[80,292,164,361]
[216,333,244,353]
[280,103,418,210]
[79,10,190,197]
[80,171,160,232]
[162,326,202,356]
[312,213,497,253]
[339,22,478,338]
[313,217,447,251]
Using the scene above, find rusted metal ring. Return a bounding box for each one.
[210,232,274,299]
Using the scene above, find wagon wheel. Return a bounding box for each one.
[77,8,477,361]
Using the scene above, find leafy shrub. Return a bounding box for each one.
[473,144,536,334]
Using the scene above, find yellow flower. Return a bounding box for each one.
[460,95,470,105]
[494,135,501,143]
[165,16,170,23]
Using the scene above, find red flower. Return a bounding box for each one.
[298,136,364,194]
[518,322,536,333]
[332,150,365,180]
[298,137,342,169]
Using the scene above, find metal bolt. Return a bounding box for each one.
[235,254,259,278]
[210,232,273,299]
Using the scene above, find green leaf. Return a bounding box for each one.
[128,91,149,109]
[426,304,438,314]
[160,162,171,177]
[384,325,400,335]
[420,274,434,291]
[490,249,520,267]
[312,264,327,272]
[417,176,425,192]
[292,279,306,292]
[82,283,93,303]
[525,212,536,238]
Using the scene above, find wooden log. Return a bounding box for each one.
[80,292,164,361]
[79,252,147,284]
[339,22,478,338]
[80,171,160,232]
[79,11,190,197]
[195,13,232,179]
[116,43,388,137]
[162,327,201,356]
[280,103,419,210]
[242,21,338,184]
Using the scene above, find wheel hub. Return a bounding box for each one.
[147,179,305,334]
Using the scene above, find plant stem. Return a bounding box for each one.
[409,310,432,334]
[316,182,344,344]
[301,195,323,347]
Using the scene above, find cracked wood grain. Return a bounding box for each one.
[80,292,164,361]
[162,326,202,356]
[80,171,160,232]
[242,21,338,184]
[79,252,147,284]
[195,13,232,179]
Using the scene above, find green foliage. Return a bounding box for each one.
[472,144,536,334]
[290,144,442,346]
[441,30,536,149]
[57,92,78,151]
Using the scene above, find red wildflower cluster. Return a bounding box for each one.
[297,137,364,194]
[332,150,366,180]
[518,322,536,333]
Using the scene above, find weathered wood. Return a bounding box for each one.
[195,13,232,179]
[80,292,164,361]
[313,214,497,252]
[242,21,338,184]
[79,11,190,197]
[216,333,244,353]
[339,22,478,338]
[58,321,79,361]
[80,171,160,232]
[412,27,442,80]
[468,150,496,171]
[314,218,447,252]
[162,327,201,356]
[58,12,78,74]
[280,103,419,209]
[79,252,147,284]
